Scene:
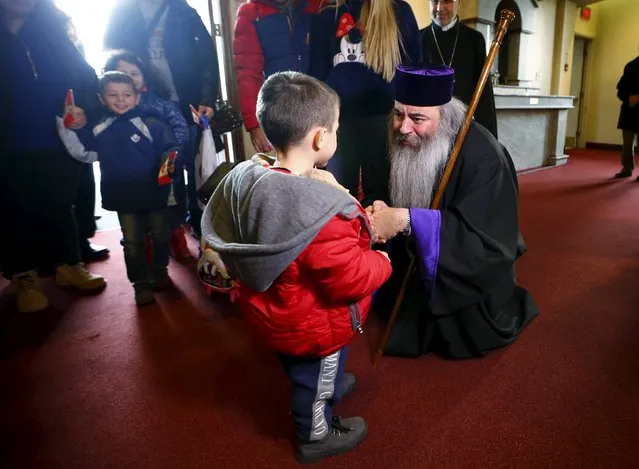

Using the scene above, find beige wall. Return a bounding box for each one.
[550,0,578,96]
[584,0,639,145]
[574,4,597,39]
[406,0,432,28]
[533,0,558,94]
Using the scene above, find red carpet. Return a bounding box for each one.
[2,149,639,468]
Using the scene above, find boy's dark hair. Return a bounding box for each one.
[99,71,137,95]
[103,49,172,100]
[256,72,340,151]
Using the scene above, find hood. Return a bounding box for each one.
[201,160,369,292]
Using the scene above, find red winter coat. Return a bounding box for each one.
[233,0,323,130]
[237,210,392,358]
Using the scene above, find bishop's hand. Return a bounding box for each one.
[371,207,410,242]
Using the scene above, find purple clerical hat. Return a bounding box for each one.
[394,64,455,107]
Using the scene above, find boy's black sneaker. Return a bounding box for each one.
[297,416,367,464]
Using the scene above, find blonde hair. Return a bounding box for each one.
[332,0,403,82]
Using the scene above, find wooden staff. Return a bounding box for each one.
[373,9,516,368]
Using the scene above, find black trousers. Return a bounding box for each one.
[75,162,97,242]
[620,129,638,172]
[0,148,82,277]
[328,113,390,206]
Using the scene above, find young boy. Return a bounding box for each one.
[58,72,179,305]
[200,71,392,464]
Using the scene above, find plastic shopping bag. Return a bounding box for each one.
[193,112,226,210]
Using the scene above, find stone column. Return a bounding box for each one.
[546,109,570,166]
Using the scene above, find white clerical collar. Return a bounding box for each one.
[434,16,458,32]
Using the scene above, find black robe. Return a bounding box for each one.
[616,56,639,132]
[377,123,538,359]
[420,21,498,139]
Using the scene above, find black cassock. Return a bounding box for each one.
[420,21,498,139]
[378,123,538,359]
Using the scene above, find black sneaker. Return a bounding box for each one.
[614,170,632,178]
[81,242,110,263]
[297,416,367,464]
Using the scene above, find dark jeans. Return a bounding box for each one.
[278,347,348,443]
[620,129,638,171]
[118,209,170,286]
[173,125,203,236]
[332,113,390,206]
[0,148,81,277]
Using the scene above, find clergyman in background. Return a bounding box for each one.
[420,0,498,139]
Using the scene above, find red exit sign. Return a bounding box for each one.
[580,6,592,21]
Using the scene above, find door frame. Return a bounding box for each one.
[208,0,245,161]
[575,35,592,148]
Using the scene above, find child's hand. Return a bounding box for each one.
[68,106,87,129]
[372,200,388,213]
[198,105,214,119]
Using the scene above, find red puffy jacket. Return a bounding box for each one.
[233,0,323,130]
[237,209,392,358]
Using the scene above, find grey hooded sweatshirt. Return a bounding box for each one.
[201,160,372,292]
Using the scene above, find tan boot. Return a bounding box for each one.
[55,263,106,291]
[12,270,49,313]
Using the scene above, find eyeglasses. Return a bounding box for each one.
[430,0,457,5]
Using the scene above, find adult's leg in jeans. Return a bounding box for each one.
[358,114,390,206]
[118,212,149,287]
[620,129,637,172]
[147,208,170,279]
[278,348,347,442]
[170,168,187,229]
[336,117,365,199]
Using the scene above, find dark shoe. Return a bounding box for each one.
[134,284,155,305]
[614,170,632,178]
[151,271,171,291]
[297,416,367,464]
[338,373,356,400]
[81,243,110,262]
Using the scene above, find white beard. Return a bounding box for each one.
[389,98,467,209]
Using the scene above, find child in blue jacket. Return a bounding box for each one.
[104,50,193,261]
[59,71,179,305]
